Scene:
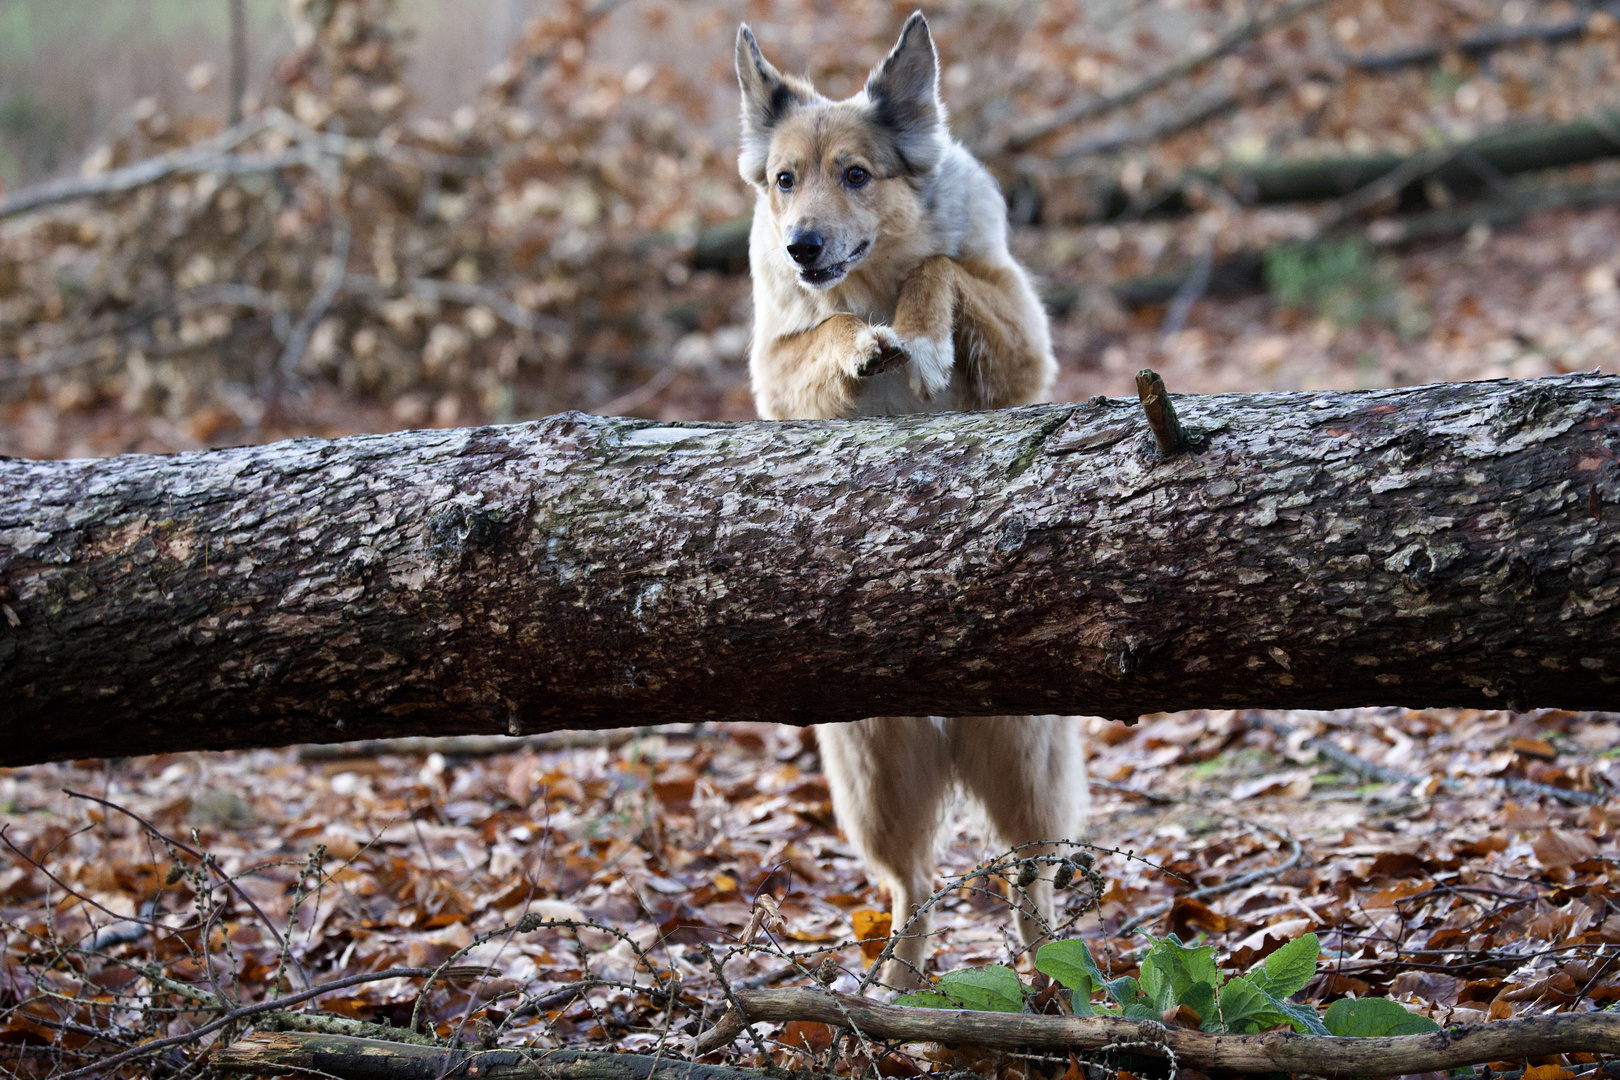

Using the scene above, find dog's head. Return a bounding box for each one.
[735,12,948,291]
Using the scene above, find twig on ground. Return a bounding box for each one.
[1114,820,1304,935]
[214,1035,811,1079]
[38,966,437,1080]
[1316,145,1467,231]
[61,789,313,989]
[296,725,696,761]
[1157,248,1214,341]
[698,986,1620,1070]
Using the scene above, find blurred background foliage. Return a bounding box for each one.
[4,0,1620,458]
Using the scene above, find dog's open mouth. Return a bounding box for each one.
[798,241,869,287]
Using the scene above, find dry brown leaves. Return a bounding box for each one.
[0,710,1615,1076]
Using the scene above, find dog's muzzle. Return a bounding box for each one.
[790,239,870,287]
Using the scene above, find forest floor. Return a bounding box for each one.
[2,706,1616,1072]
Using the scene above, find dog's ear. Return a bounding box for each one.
[864,12,947,175]
[736,24,805,187]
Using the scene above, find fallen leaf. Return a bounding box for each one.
[1532,829,1600,870]
[1507,737,1558,761]
[852,909,892,965]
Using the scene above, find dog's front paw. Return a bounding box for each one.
[902,334,954,400]
[850,324,908,378]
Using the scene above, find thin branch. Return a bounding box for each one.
[40,966,436,1080]
[1052,80,1282,162]
[279,197,351,377]
[214,1035,809,1079]
[703,987,1620,1072]
[1341,4,1620,71]
[0,109,486,221]
[296,725,695,761]
[999,0,1337,152]
[61,789,313,989]
[1115,820,1305,935]
[0,114,276,219]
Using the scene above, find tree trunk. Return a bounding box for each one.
[3,376,1620,766]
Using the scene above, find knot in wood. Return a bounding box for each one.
[428,503,506,559]
[341,545,383,585]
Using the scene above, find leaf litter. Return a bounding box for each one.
[0,708,1615,1075]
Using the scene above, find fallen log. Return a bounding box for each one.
[1093,109,1620,221]
[4,376,1620,766]
[696,987,1620,1075]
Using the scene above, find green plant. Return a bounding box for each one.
[897,931,1443,1040]
[1265,239,1396,327]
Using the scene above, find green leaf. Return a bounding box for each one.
[934,965,1026,1013]
[893,991,958,1009]
[1035,939,1142,1008]
[1217,977,1275,1033]
[1104,974,1146,1010]
[1249,933,1321,999]
[1180,980,1217,1024]
[1262,991,1331,1036]
[1323,998,1441,1038]
[1035,940,1099,996]
[1138,934,1221,1014]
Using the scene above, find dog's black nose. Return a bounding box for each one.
[786,231,824,266]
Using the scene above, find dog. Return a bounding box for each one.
[735,13,1088,989]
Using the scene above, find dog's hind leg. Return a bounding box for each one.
[947,716,1088,956]
[816,717,952,990]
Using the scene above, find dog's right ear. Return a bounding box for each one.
[736,24,804,187]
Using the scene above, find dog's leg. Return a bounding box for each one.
[891,255,1056,408]
[947,716,1088,955]
[816,717,951,990]
[751,314,908,420]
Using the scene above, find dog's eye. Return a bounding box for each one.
[776,171,794,191]
[844,166,870,187]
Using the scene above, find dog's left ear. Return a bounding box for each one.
[865,12,947,175]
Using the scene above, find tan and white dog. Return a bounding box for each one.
[736,13,1088,988]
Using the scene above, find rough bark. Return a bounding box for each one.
[706,988,1620,1074]
[4,376,1620,766]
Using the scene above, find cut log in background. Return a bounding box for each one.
[3,374,1620,766]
